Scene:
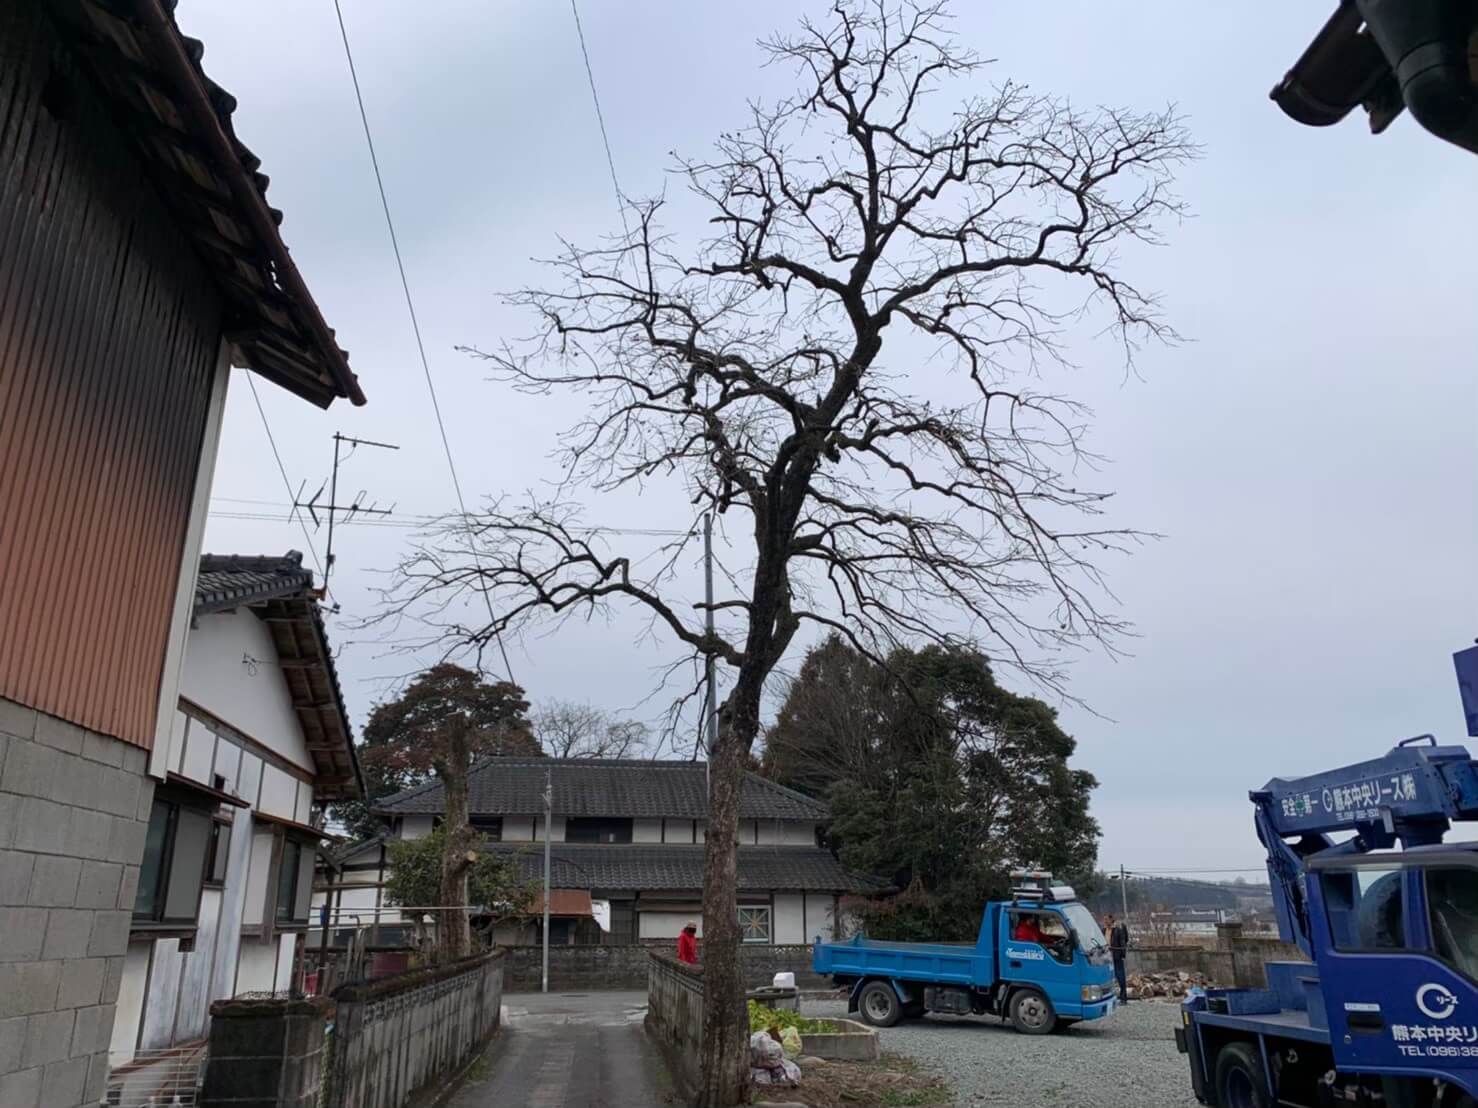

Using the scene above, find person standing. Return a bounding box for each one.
[1107,914,1131,1002]
[677,920,699,965]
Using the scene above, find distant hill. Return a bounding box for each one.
[1087,875,1272,915]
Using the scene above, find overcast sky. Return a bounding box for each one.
[181,2,1478,879]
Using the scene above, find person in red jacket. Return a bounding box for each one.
[677,920,699,964]
[1013,914,1045,944]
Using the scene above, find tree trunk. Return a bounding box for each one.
[695,707,757,1107]
[438,729,472,960]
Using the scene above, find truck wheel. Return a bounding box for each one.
[1008,989,1057,1035]
[858,982,903,1028]
[1213,1042,1271,1108]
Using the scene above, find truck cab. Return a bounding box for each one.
[813,871,1117,1034]
[999,889,1117,1030]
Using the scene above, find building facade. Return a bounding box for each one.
[321,759,880,952]
[0,3,360,1104]
[109,554,360,1065]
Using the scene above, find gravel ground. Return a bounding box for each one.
[802,998,1199,1108]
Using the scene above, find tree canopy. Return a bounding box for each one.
[336,664,539,840]
[384,827,538,925]
[765,636,1100,940]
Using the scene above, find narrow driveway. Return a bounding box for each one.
[446,991,677,1107]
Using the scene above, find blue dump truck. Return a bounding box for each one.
[812,871,1118,1034]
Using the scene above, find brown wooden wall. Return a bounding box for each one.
[0,2,222,749]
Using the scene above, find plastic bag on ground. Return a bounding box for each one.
[780,1026,803,1058]
[750,1031,801,1086]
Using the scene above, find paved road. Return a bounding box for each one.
[446,991,678,1108]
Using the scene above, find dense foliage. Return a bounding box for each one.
[384,827,539,926]
[334,664,539,839]
[766,637,1099,941]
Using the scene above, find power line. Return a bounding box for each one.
[569,0,630,238]
[331,0,515,684]
[245,373,325,580]
[209,500,693,537]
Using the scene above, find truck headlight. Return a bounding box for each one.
[1081,985,1106,1003]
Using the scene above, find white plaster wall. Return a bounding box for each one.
[241,827,275,927]
[739,821,757,845]
[180,608,315,772]
[334,886,382,914]
[695,822,705,844]
[400,815,434,840]
[235,940,277,995]
[237,751,263,811]
[138,938,181,1051]
[259,764,297,821]
[632,819,662,843]
[212,738,241,796]
[110,941,153,1057]
[163,709,189,779]
[531,815,565,842]
[180,717,214,784]
[500,816,535,842]
[784,822,817,846]
[295,780,313,824]
[773,894,805,944]
[805,894,836,943]
[664,819,695,843]
[756,821,783,846]
[640,911,702,940]
[274,933,297,993]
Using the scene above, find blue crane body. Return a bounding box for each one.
[1178,645,1478,1106]
[812,873,1117,1034]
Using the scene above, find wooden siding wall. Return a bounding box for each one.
[0,2,221,749]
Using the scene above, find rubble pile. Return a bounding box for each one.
[1126,971,1213,1000]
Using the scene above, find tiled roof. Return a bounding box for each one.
[47,0,362,407]
[376,758,829,821]
[195,552,315,614]
[190,552,361,801]
[489,843,884,894]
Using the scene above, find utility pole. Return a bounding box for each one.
[542,766,552,994]
[1120,864,1130,921]
[294,432,398,600]
[703,513,718,773]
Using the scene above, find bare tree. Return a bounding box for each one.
[386,4,1191,1100]
[534,699,652,758]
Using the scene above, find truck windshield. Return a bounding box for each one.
[1061,904,1106,950]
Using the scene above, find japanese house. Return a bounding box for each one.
[0,2,360,1104]
[108,553,360,1062]
[321,759,881,948]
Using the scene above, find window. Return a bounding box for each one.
[1323,867,1406,949]
[739,906,772,944]
[470,816,503,841]
[565,818,633,844]
[204,820,231,887]
[133,797,213,927]
[274,838,316,925]
[1428,867,1478,980]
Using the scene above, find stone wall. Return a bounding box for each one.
[322,950,505,1108]
[1126,924,1306,989]
[0,698,153,1108]
[644,952,704,1102]
[503,942,829,992]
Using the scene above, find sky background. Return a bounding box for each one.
[179,1,1477,880]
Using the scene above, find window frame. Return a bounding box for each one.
[131,790,216,932]
[738,905,772,944]
[564,817,634,844]
[273,834,317,928]
[203,818,232,888]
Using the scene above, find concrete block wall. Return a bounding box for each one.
[0,698,153,1108]
[501,942,830,992]
[644,952,704,1101]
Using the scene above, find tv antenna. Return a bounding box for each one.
[293,432,399,604]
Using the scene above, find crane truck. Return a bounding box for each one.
[1178,645,1478,1107]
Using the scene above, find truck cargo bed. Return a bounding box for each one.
[812,937,991,987]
